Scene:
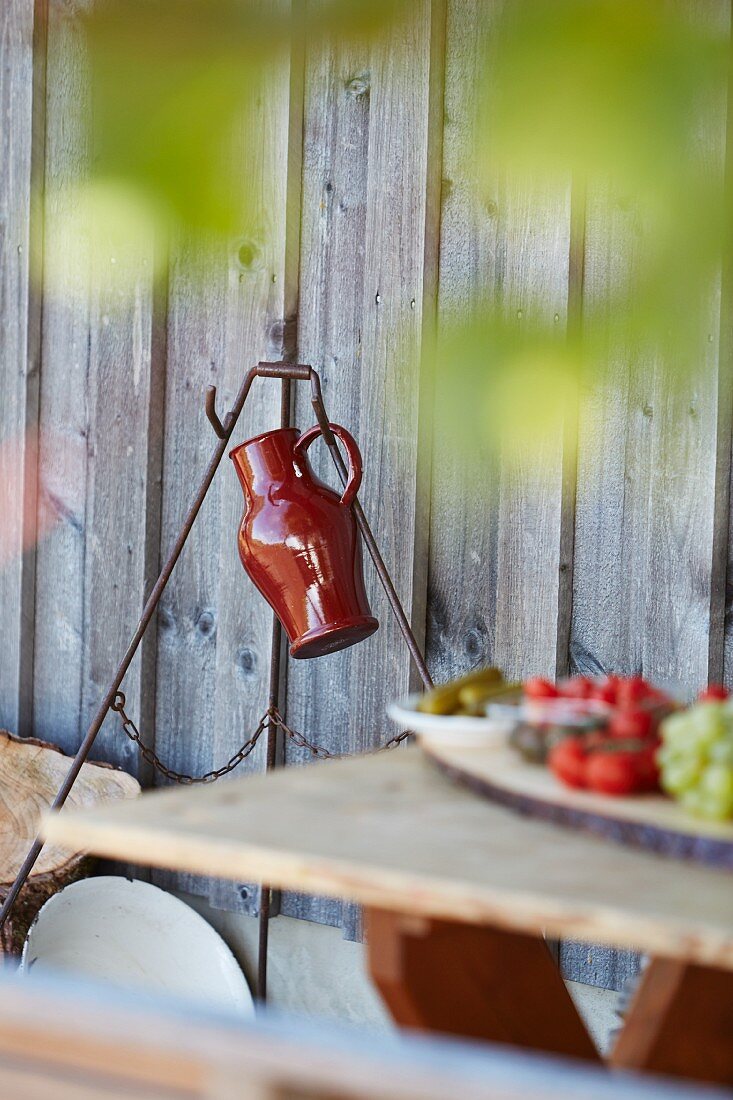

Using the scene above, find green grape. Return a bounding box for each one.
[709,738,733,766]
[657,754,701,794]
[659,702,733,820]
[700,762,733,802]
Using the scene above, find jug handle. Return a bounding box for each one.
[294,423,363,507]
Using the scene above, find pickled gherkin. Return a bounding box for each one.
[417,667,517,715]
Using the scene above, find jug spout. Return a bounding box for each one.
[229,423,378,659]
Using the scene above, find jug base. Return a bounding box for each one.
[290,616,379,660]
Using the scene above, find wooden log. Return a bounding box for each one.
[0,730,139,954]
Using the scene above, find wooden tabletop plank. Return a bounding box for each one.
[42,747,733,968]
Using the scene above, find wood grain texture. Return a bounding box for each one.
[32,0,91,753]
[42,746,733,971]
[0,728,138,953]
[4,972,713,1100]
[208,36,292,914]
[612,958,733,1087]
[7,0,733,974]
[283,0,436,931]
[565,0,730,990]
[152,42,291,910]
[151,235,229,900]
[426,742,733,869]
[367,909,599,1060]
[0,0,42,738]
[427,0,572,686]
[29,0,160,782]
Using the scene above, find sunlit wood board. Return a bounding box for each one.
[41,746,733,969]
[424,744,733,870]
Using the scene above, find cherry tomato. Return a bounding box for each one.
[699,684,729,702]
[607,708,654,739]
[616,676,650,707]
[585,752,639,795]
[548,738,587,788]
[524,677,559,699]
[635,742,662,788]
[592,680,618,706]
[586,744,659,796]
[561,676,594,699]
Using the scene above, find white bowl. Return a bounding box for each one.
[22,877,254,1015]
[388,694,514,749]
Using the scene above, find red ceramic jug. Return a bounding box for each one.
[230,423,379,659]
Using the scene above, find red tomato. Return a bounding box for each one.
[586,745,659,796]
[636,743,662,788]
[616,676,651,707]
[699,684,729,702]
[524,676,559,699]
[607,709,654,739]
[548,738,587,789]
[561,676,594,699]
[591,681,618,706]
[585,752,638,795]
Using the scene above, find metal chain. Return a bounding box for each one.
[111,692,267,784]
[111,693,413,784]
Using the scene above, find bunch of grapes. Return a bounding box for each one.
[659,700,733,820]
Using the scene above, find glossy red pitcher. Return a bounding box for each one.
[230,423,379,659]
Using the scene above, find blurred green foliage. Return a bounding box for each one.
[437,0,730,464]
[45,0,732,465]
[79,0,406,240]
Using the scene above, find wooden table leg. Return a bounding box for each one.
[365,909,599,1062]
[611,958,733,1086]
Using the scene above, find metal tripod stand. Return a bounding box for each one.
[0,362,432,1000]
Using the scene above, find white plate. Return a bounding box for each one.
[22,877,254,1015]
[388,694,514,749]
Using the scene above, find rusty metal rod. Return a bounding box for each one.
[0,363,307,932]
[309,370,433,691]
[256,374,292,1003]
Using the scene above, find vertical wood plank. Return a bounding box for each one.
[283,1,437,930]
[209,37,293,912]
[78,215,160,777]
[565,0,729,989]
[429,0,570,973]
[151,45,291,907]
[491,179,572,681]
[151,237,229,900]
[32,0,90,753]
[427,0,572,684]
[718,0,733,691]
[32,1,162,787]
[0,0,42,737]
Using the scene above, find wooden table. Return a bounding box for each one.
[43,747,733,1088]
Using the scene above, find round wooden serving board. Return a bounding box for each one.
[424,742,733,870]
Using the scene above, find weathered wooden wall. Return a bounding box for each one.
[1,0,732,989]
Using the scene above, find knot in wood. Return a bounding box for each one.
[233,237,263,273]
[345,74,370,98]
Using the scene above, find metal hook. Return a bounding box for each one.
[205,385,229,439]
